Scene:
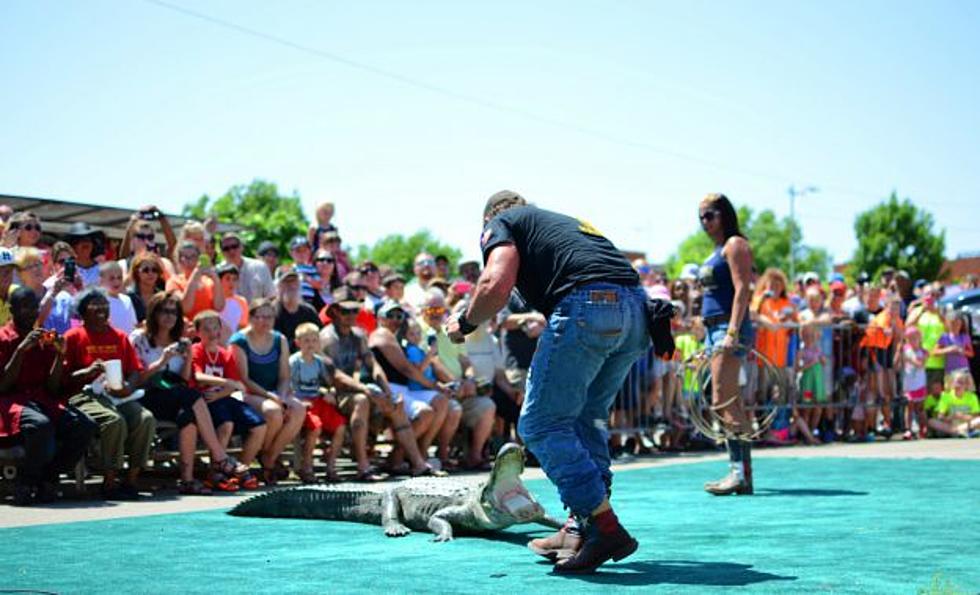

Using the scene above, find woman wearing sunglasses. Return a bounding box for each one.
[126,252,166,324]
[698,193,757,496]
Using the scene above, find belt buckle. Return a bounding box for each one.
[589,290,617,303]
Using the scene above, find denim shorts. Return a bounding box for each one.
[705,318,755,358]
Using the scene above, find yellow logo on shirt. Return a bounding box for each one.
[578,219,604,237]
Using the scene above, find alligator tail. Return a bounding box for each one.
[229,486,383,525]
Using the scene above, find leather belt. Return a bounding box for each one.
[588,290,618,303]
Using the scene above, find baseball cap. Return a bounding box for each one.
[330,286,361,309]
[0,248,14,268]
[276,266,299,283]
[215,263,240,277]
[257,241,278,257]
[680,263,699,281]
[289,236,310,251]
[830,272,846,284]
[802,271,820,285]
[382,273,406,287]
[830,280,847,295]
[377,299,405,319]
[914,279,928,289]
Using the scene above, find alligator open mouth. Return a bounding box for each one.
[485,443,545,523]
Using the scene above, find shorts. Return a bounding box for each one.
[874,346,895,370]
[207,396,265,435]
[387,383,439,421]
[905,386,927,403]
[799,365,827,404]
[651,357,668,379]
[301,398,347,433]
[337,391,386,434]
[460,395,495,429]
[705,319,755,359]
[141,385,201,428]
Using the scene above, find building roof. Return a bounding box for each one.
[0,193,244,240]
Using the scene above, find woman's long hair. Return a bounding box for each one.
[145,290,184,345]
[128,252,165,291]
[702,193,744,240]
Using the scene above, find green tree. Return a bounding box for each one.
[851,192,946,281]
[665,206,830,279]
[182,179,308,258]
[354,230,463,280]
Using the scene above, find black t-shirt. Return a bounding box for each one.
[481,206,639,315]
[275,301,322,353]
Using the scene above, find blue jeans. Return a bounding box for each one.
[517,283,651,517]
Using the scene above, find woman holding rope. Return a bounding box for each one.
[697,193,756,496]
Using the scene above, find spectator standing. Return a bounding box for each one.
[40,243,80,333]
[118,207,177,277]
[126,252,165,324]
[64,222,104,288]
[901,326,928,439]
[218,232,275,303]
[755,268,797,398]
[167,241,225,321]
[310,249,339,311]
[289,322,347,483]
[274,268,321,352]
[229,298,305,485]
[936,311,974,376]
[288,236,320,306]
[863,296,904,435]
[216,263,249,343]
[8,213,43,251]
[64,288,156,500]
[0,287,97,505]
[256,241,279,276]
[100,261,138,335]
[908,288,946,402]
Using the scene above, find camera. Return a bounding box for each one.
[63,257,76,281]
[176,338,192,355]
[138,208,160,221]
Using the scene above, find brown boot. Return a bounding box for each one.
[527,517,582,562]
[704,468,753,495]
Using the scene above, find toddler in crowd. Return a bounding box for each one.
[289,322,347,483]
[99,261,137,334]
[308,202,337,252]
[403,319,439,390]
[798,324,827,437]
[901,326,928,439]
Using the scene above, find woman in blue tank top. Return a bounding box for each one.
[698,193,756,496]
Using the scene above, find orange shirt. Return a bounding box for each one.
[862,309,904,350]
[756,296,795,368]
[166,274,217,320]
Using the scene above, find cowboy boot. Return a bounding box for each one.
[552,512,638,574]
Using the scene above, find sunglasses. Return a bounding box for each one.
[221,242,241,252]
[139,266,160,275]
[159,308,179,316]
[417,259,436,267]
[359,266,378,274]
[338,306,360,316]
[315,257,335,264]
[384,311,406,321]
[423,306,447,317]
[134,233,155,242]
[178,252,198,261]
[699,210,719,223]
[15,223,41,232]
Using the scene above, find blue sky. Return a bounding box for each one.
[2,0,978,264]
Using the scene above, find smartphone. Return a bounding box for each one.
[198,254,211,268]
[63,257,76,281]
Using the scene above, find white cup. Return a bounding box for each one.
[104,359,123,390]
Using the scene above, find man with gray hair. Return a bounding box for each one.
[447,190,650,574]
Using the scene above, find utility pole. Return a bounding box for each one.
[787,185,819,282]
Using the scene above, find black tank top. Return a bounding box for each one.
[371,346,410,385]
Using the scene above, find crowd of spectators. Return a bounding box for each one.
[0,201,977,507]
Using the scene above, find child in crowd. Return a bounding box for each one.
[936,312,974,376]
[190,310,266,489]
[216,263,248,343]
[901,326,928,439]
[289,322,347,483]
[99,261,137,334]
[403,319,439,390]
[798,322,827,438]
[927,369,980,438]
[308,202,337,252]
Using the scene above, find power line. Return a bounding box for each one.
[145,0,975,214]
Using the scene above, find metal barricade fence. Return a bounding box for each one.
[610,321,902,440]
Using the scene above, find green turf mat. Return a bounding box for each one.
[2,458,977,594]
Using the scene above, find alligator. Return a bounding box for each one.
[229,443,563,541]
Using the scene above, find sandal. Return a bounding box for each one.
[178,479,213,496]
[204,471,239,493]
[298,469,319,484]
[411,464,448,478]
[237,470,260,490]
[215,456,250,478]
[355,469,386,482]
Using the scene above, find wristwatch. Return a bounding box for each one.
[457,312,478,336]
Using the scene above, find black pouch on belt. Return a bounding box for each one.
[645,299,676,358]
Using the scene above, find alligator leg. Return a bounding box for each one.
[381,489,411,537]
[427,504,476,542]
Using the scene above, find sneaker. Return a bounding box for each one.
[902,431,913,441]
[528,517,582,562]
[552,521,638,574]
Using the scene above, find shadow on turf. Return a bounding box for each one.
[753,488,869,497]
[548,559,797,587]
